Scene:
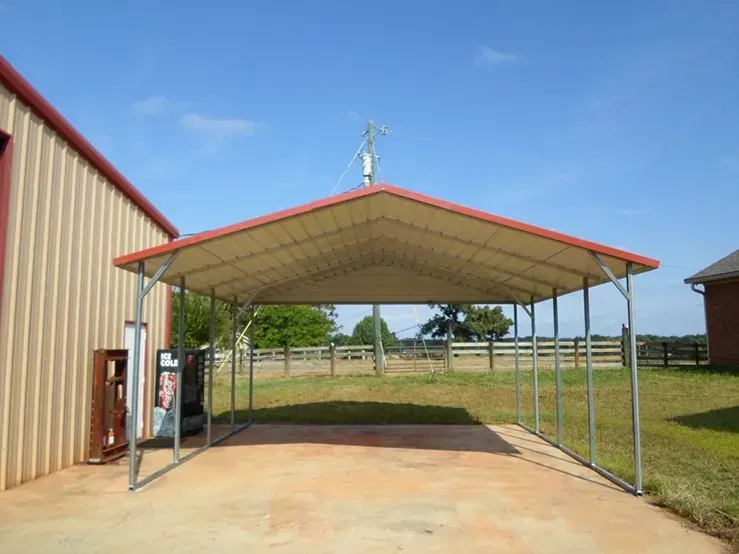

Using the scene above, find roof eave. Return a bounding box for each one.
[0,55,179,238]
[113,184,660,270]
[685,270,739,285]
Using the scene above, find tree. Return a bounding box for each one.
[170,290,232,349]
[464,305,513,341]
[419,304,471,340]
[350,316,397,347]
[328,333,353,346]
[252,305,336,348]
[419,304,512,341]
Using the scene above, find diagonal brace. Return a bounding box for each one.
[234,288,262,317]
[589,251,630,300]
[505,286,532,318]
[140,250,181,299]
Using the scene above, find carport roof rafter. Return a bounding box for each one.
[113,184,660,304]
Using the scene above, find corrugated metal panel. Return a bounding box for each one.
[0,85,170,491]
[113,185,659,306]
[259,264,515,304]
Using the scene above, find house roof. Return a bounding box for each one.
[0,56,179,238]
[114,184,659,305]
[685,249,739,285]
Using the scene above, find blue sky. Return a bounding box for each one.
[2,1,738,338]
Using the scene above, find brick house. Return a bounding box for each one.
[685,249,739,366]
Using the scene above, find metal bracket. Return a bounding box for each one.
[505,286,532,318]
[589,251,630,300]
[139,250,181,299]
[234,288,263,314]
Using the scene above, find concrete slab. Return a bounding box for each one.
[0,424,725,553]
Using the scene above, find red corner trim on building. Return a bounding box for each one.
[0,131,13,326]
[164,285,173,349]
[0,56,178,238]
[164,237,174,349]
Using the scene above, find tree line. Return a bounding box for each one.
[170,292,705,349]
[170,294,515,349]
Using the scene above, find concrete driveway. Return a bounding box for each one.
[0,424,724,553]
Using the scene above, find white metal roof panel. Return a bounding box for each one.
[113,185,660,305]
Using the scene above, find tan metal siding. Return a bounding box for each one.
[0,85,170,491]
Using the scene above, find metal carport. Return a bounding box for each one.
[113,184,659,494]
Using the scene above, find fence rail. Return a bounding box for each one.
[636,341,708,367]
[205,338,656,377]
[207,338,708,377]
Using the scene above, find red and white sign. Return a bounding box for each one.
[159,372,177,410]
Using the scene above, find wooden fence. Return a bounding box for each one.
[210,339,708,377]
[636,341,708,368]
[212,339,626,377]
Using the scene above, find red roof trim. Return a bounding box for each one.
[114,185,380,266]
[0,56,179,238]
[391,185,660,269]
[113,183,659,269]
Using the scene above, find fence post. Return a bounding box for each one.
[622,324,631,368]
[446,323,453,372]
[574,339,580,369]
[662,342,668,367]
[284,345,291,377]
[488,341,494,371]
[239,348,245,375]
[694,343,700,367]
[330,343,336,377]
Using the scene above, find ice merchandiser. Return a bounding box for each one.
[153,349,205,437]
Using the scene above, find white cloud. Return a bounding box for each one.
[614,208,646,217]
[719,153,739,169]
[178,113,259,135]
[475,46,517,66]
[132,96,169,115]
[343,110,362,122]
[132,96,189,116]
[498,168,582,204]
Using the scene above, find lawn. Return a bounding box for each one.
[212,367,739,544]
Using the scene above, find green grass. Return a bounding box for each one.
[213,367,739,544]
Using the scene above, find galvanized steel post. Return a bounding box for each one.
[583,277,596,464]
[248,305,255,423]
[373,304,383,375]
[627,263,643,494]
[128,262,145,490]
[231,297,237,432]
[207,289,215,446]
[174,278,185,463]
[514,304,520,424]
[330,343,336,376]
[446,322,454,372]
[531,298,540,433]
[553,288,563,445]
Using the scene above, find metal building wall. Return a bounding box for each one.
[0,84,170,491]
